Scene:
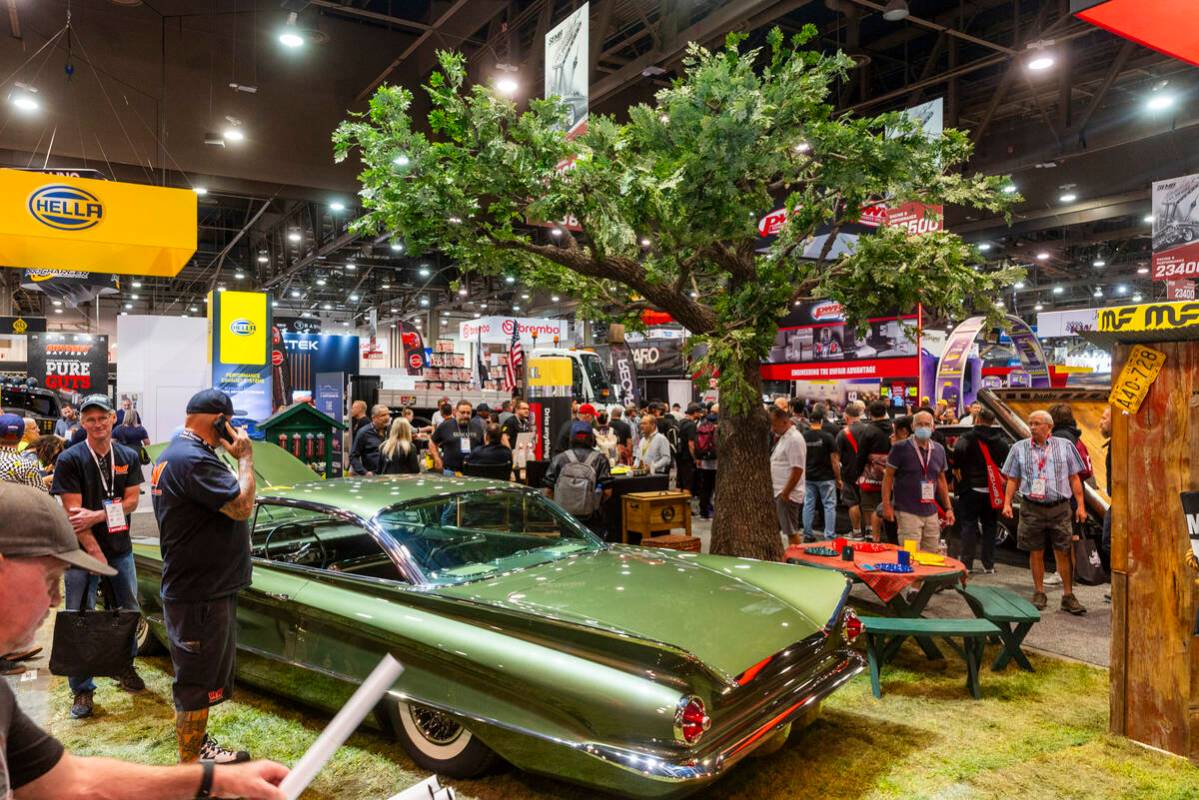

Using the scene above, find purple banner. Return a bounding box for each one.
[936,314,1049,411]
[1004,315,1051,389]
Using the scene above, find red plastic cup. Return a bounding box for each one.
[834,537,847,552]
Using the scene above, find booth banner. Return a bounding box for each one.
[209,290,272,422]
[545,2,588,137]
[281,332,360,405]
[28,333,108,393]
[21,269,120,309]
[934,316,987,409]
[1151,173,1199,280]
[398,321,427,375]
[0,169,196,278]
[459,316,569,345]
[629,338,685,374]
[275,316,322,334]
[1098,300,1199,333]
[764,303,921,380]
[1003,315,1052,388]
[607,341,640,406]
[1037,307,1100,338]
[0,315,46,334]
[760,356,920,381]
[1167,280,1196,301]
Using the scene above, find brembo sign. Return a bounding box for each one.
[459,316,569,345]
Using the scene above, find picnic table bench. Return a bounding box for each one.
[956,584,1041,672]
[862,616,1001,700]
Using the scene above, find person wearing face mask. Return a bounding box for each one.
[881,410,953,552]
[428,400,484,474]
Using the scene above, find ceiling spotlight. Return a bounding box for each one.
[217,286,226,293]
[345,262,356,271]
[418,267,431,278]
[124,303,133,309]
[882,0,910,21]
[271,301,279,308]
[291,289,301,298]
[51,299,62,306]
[349,293,359,302]
[1133,293,1144,302]
[1034,303,1044,311]
[381,283,390,289]
[131,281,142,288]
[1036,252,1049,261]
[1052,285,1064,294]
[479,302,488,309]
[258,255,269,264]
[996,300,1005,308]
[1014,281,1025,289]
[1026,42,1056,72]
[505,275,516,284]
[1094,288,1103,297]
[193,186,208,196]
[458,287,468,296]
[288,231,301,242]
[279,12,305,48]
[390,241,404,251]
[551,295,560,302]
[473,312,481,318]
[130,294,140,300]
[1147,93,1176,112]
[1059,192,1077,203]
[495,76,519,95]
[1143,214,1155,224]
[447,215,462,224]
[513,305,521,311]
[640,237,651,247]
[56,308,64,314]
[689,291,699,299]
[1002,184,1018,195]
[329,201,346,212]
[1137,266,1149,274]
[189,306,198,312]
[1093,259,1106,268]
[322,303,332,310]
[978,243,992,252]
[794,141,811,153]
[316,278,326,286]
[234,272,245,280]
[393,154,410,167]
[10,85,39,113]
[1117,284,1128,295]
[419,297,429,307]
[520,293,530,300]
[223,127,245,143]
[549,228,562,237]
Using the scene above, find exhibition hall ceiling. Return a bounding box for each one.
[0,0,1191,323]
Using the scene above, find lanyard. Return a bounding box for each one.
[86,443,116,499]
[912,439,932,477]
[1031,440,1050,475]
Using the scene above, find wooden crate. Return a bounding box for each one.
[640,534,701,552]
[622,490,692,544]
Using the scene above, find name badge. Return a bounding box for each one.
[459,436,471,454]
[920,480,935,503]
[104,499,128,533]
[1029,477,1047,500]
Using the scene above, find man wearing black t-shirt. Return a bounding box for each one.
[429,399,485,473]
[500,399,533,448]
[676,403,702,496]
[0,483,289,800]
[51,394,145,719]
[152,389,257,765]
[801,411,840,541]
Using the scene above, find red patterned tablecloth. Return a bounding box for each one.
[783,542,967,603]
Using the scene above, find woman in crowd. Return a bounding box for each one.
[378,416,421,474]
[31,434,66,490]
[112,409,150,449]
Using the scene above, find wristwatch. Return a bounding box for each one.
[195,760,215,799]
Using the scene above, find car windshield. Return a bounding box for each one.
[373,488,604,585]
[580,353,612,401]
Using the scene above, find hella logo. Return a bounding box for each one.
[28,185,104,231]
[229,319,257,336]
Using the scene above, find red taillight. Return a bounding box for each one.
[843,609,862,642]
[675,696,711,745]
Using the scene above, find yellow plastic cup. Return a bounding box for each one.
[903,540,918,554]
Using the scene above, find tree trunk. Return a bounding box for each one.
[709,359,782,561]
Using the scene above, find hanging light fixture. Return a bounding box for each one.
[882,0,909,22]
[279,12,305,48]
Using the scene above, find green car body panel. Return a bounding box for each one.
[132,474,863,798]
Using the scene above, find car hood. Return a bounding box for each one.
[434,546,839,681]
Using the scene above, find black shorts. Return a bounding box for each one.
[163,595,238,712]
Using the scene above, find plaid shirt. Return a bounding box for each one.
[1000,435,1084,502]
[0,445,47,492]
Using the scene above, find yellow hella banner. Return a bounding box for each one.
[209,290,268,366]
[0,169,196,277]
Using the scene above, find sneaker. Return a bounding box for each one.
[70,691,94,719]
[1044,572,1063,587]
[1032,592,1048,611]
[199,734,251,764]
[3,647,43,662]
[117,665,145,693]
[1061,593,1088,616]
[978,566,998,575]
[0,658,24,676]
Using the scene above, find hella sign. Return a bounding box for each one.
[28,185,104,231]
[229,319,257,336]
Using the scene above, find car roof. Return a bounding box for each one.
[257,474,521,519]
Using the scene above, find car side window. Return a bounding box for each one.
[252,503,406,582]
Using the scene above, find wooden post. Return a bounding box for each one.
[1109,339,1199,758]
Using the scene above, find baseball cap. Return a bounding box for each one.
[570,421,593,440]
[79,394,114,414]
[476,403,491,413]
[0,413,24,437]
[0,483,116,575]
[578,403,597,417]
[186,388,235,416]
[686,402,702,414]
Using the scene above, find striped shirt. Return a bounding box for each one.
[1000,436,1085,502]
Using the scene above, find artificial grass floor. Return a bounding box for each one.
[42,645,1199,800]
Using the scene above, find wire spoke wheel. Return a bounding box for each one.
[410,705,463,746]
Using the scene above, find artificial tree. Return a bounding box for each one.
[334,27,1020,560]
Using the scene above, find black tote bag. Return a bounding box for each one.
[49,578,139,678]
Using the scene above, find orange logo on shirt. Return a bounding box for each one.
[150,460,167,495]
[207,688,224,703]
[114,463,129,475]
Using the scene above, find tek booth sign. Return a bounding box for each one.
[27,333,108,392]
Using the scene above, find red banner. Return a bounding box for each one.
[760,356,920,381]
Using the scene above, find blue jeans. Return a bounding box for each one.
[63,551,139,694]
[803,480,838,539]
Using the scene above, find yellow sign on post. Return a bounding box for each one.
[1109,344,1166,415]
[0,169,196,277]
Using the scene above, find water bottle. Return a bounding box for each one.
[938,538,948,556]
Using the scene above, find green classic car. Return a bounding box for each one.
[133,475,864,798]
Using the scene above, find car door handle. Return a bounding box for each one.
[265,592,290,602]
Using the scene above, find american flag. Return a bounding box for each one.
[504,319,524,391]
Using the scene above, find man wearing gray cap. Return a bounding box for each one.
[0,482,289,799]
[50,394,146,719]
[151,389,257,765]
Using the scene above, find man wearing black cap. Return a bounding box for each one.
[151,389,257,764]
[0,483,289,800]
[51,394,146,719]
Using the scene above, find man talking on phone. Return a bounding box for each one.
[151,390,257,764]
